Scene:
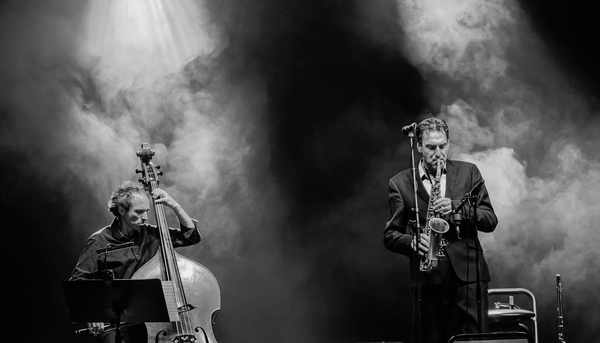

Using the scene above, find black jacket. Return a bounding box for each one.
[384,159,498,285]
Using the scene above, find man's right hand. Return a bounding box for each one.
[87,322,105,336]
[411,233,430,256]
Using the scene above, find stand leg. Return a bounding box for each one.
[115,313,122,343]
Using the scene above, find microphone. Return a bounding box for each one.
[451,212,462,239]
[451,179,484,239]
[468,179,485,197]
[450,179,486,216]
[402,122,416,135]
[95,241,134,254]
[96,242,134,280]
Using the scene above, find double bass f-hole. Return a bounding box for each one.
[133,143,221,343]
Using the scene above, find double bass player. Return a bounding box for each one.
[69,180,200,343]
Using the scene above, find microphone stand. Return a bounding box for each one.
[406,128,422,343]
[451,181,485,333]
[97,242,134,280]
[96,241,134,342]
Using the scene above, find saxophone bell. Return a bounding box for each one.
[428,217,450,234]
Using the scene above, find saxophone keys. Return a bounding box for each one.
[436,238,448,257]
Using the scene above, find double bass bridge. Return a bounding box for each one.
[177,303,196,314]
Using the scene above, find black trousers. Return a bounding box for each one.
[418,269,489,343]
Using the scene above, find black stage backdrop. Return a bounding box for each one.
[1,0,599,342]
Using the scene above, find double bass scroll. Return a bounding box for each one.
[133,142,221,343]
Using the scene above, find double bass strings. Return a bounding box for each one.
[153,195,195,335]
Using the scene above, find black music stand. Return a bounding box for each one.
[62,279,178,343]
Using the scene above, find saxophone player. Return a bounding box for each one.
[384,116,498,343]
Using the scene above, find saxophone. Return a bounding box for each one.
[419,161,450,273]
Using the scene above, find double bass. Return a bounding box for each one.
[132,143,221,343]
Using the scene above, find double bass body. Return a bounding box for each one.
[133,252,221,343]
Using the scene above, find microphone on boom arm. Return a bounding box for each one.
[96,242,134,280]
[402,122,416,136]
[450,179,486,239]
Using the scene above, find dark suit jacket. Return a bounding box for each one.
[384,159,498,285]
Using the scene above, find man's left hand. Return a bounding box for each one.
[432,197,452,216]
[152,188,179,209]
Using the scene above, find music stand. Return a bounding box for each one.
[62,279,178,343]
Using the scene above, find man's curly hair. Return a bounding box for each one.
[107,181,147,217]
